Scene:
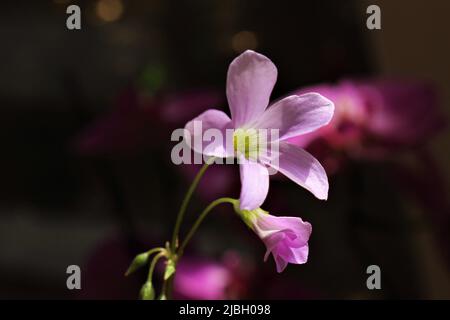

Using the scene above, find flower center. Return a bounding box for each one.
[233,128,260,159]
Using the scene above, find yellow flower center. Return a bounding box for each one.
[233,128,260,159]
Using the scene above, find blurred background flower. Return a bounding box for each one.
[288,79,445,173]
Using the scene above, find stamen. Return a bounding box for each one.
[233,128,260,159]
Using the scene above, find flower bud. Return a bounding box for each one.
[140,281,155,300]
[125,252,150,276]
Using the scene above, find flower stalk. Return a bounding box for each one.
[170,158,214,253]
[178,197,237,257]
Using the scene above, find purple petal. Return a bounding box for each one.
[239,158,269,210]
[252,93,334,141]
[253,214,312,272]
[226,50,277,128]
[257,215,312,245]
[289,245,309,264]
[274,256,288,273]
[264,142,329,200]
[185,109,233,157]
[263,232,286,261]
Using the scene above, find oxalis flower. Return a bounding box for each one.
[234,204,312,273]
[185,50,334,210]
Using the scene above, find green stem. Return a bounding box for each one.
[125,247,165,277]
[146,247,165,256]
[160,278,168,300]
[166,197,236,299]
[166,276,174,300]
[170,159,213,252]
[177,197,237,257]
[147,252,166,282]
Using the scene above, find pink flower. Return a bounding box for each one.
[238,208,312,273]
[185,50,334,210]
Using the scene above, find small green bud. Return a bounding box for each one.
[125,252,150,276]
[140,281,155,300]
[164,260,176,280]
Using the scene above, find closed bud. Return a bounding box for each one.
[125,252,150,276]
[164,260,176,280]
[140,281,155,300]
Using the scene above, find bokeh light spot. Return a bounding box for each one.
[231,31,258,53]
[96,0,124,23]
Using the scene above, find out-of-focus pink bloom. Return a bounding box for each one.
[185,50,334,210]
[74,89,157,156]
[73,88,223,156]
[238,207,312,273]
[174,252,249,300]
[361,80,443,145]
[287,79,445,171]
[174,259,230,300]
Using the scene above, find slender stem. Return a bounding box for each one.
[160,278,168,300]
[166,197,235,299]
[170,159,213,252]
[147,252,166,282]
[146,247,165,256]
[166,276,174,300]
[125,247,165,276]
[177,197,236,257]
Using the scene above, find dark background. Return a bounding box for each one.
[0,0,449,299]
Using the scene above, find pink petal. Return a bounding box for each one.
[185,109,233,157]
[226,50,278,128]
[252,93,334,141]
[263,142,329,200]
[263,232,286,261]
[239,158,269,210]
[275,255,288,273]
[258,215,312,245]
[289,245,309,264]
